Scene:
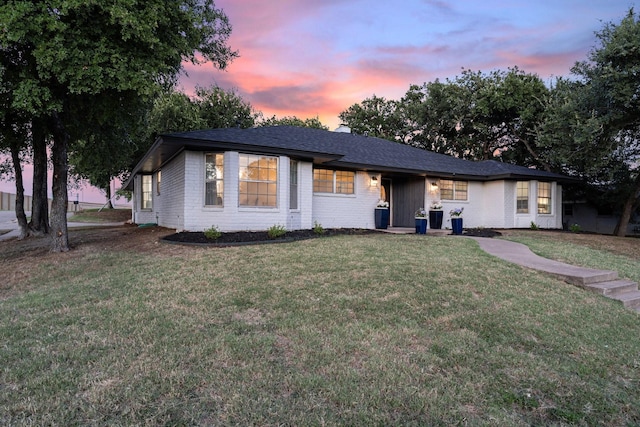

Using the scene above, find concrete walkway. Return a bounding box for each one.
[468,236,640,312]
[0,211,123,242]
[382,228,640,312]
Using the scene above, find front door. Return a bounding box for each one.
[391,177,425,227]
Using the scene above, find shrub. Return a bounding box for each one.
[569,223,582,233]
[267,224,287,239]
[313,221,325,235]
[530,221,539,230]
[204,225,222,240]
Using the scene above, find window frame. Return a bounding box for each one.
[516,181,529,214]
[440,179,468,201]
[289,160,298,210]
[239,154,278,208]
[313,168,355,195]
[141,174,153,210]
[205,153,224,207]
[537,182,552,214]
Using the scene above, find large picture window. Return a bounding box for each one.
[239,154,278,207]
[205,153,224,206]
[537,182,552,214]
[440,180,468,200]
[313,168,355,194]
[141,175,153,210]
[516,181,529,213]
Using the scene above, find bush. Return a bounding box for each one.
[530,222,540,230]
[569,223,582,233]
[204,225,222,240]
[313,221,325,235]
[267,224,287,239]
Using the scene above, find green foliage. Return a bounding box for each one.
[538,9,640,235]
[259,115,328,130]
[569,223,582,233]
[339,95,403,141]
[313,221,325,235]
[204,225,222,240]
[530,222,539,230]
[0,0,237,250]
[267,224,286,239]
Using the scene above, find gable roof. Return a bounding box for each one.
[124,126,573,190]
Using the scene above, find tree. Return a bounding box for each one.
[539,9,640,236]
[196,85,258,129]
[404,68,550,165]
[259,115,328,130]
[339,95,404,141]
[1,0,237,251]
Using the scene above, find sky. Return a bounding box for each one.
[180,0,636,131]
[0,0,636,202]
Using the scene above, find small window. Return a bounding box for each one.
[313,168,355,194]
[141,175,153,210]
[537,182,552,214]
[440,180,468,201]
[239,154,278,207]
[516,181,529,213]
[205,153,224,206]
[290,160,298,210]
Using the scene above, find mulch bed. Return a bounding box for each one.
[162,228,379,246]
[463,228,503,238]
[161,227,503,246]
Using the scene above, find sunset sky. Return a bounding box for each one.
[180,0,635,130]
[0,1,636,202]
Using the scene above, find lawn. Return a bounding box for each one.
[1,228,639,425]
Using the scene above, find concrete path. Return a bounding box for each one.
[0,211,123,242]
[468,236,640,312]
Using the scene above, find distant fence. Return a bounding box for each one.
[0,191,116,212]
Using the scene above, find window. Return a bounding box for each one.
[290,160,298,210]
[239,154,278,207]
[313,168,355,194]
[141,175,152,210]
[205,153,224,206]
[156,170,161,195]
[537,182,552,214]
[440,180,468,200]
[516,181,529,213]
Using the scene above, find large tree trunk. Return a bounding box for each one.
[28,118,49,236]
[9,140,28,239]
[614,173,640,237]
[105,183,114,209]
[50,112,70,252]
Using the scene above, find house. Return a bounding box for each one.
[124,126,574,232]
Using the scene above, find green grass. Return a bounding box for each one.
[2,233,640,425]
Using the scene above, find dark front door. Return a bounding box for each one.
[391,177,425,227]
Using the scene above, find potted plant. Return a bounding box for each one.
[414,207,427,234]
[429,200,443,229]
[374,199,390,229]
[449,207,464,235]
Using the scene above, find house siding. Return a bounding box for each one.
[312,171,380,229]
[130,149,565,232]
[158,153,185,231]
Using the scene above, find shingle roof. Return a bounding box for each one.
[125,125,572,189]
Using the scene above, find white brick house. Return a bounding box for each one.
[124,126,572,232]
